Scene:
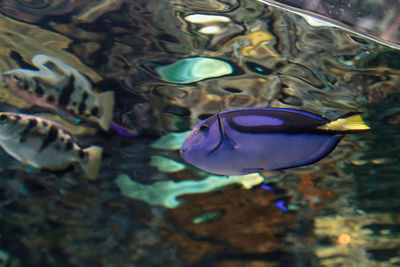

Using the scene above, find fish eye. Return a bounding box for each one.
[12,75,21,82]
[199,124,209,132]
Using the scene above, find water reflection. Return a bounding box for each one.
[258,0,400,49]
[0,0,398,266]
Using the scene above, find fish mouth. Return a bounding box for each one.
[2,73,11,82]
[179,148,187,155]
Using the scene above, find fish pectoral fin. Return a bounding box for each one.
[80,146,103,180]
[318,113,371,132]
[207,136,237,155]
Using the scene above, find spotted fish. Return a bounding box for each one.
[0,112,102,179]
[180,107,371,175]
[2,54,114,130]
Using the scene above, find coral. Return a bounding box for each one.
[115,173,264,208]
[149,155,186,173]
[150,131,190,150]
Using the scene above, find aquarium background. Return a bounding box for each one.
[0,0,399,266]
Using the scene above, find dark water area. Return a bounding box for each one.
[0,0,399,266]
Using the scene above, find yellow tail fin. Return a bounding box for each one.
[318,113,371,132]
[98,91,115,131]
[80,146,103,179]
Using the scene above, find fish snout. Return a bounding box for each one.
[2,72,11,83]
[180,147,187,155]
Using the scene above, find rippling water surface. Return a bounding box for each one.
[0,0,399,266]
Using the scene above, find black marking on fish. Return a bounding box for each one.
[91,107,99,116]
[19,135,26,143]
[222,109,329,134]
[42,164,74,175]
[43,61,64,75]
[42,121,48,127]
[27,119,37,129]
[47,95,55,103]
[39,125,58,152]
[34,85,44,97]
[13,114,21,122]
[65,139,73,151]
[23,81,29,90]
[0,114,7,121]
[78,92,88,115]
[20,119,37,142]
[78,150,85,159]
[58,75,75,107]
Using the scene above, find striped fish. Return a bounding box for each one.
[2,54,114,130]
[0,112,102,179]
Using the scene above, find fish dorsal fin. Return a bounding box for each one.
[217,111,226,140]
[208,112,236,155]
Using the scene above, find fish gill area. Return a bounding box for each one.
[0,0,399,266]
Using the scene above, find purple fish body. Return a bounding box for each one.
[180,107,369,175]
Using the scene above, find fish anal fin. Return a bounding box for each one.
[98,91,115,131]
[318,113,371,132]
[80,146,103,179]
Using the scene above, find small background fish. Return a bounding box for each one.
[0,112,102,179]
[3,54,114,130]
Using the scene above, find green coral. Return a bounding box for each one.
[150,131,190,150]
[115,173,264,208]
[150,155,186,173]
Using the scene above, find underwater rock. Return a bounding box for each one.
[165,183,296,264]
[154,57,234,84]
[115,173,264,208]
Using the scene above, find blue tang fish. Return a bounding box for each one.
[180,108,370,175]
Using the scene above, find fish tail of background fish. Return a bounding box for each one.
[318,113,371,133]
[80,145,103,180]
[97,91,115,131]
